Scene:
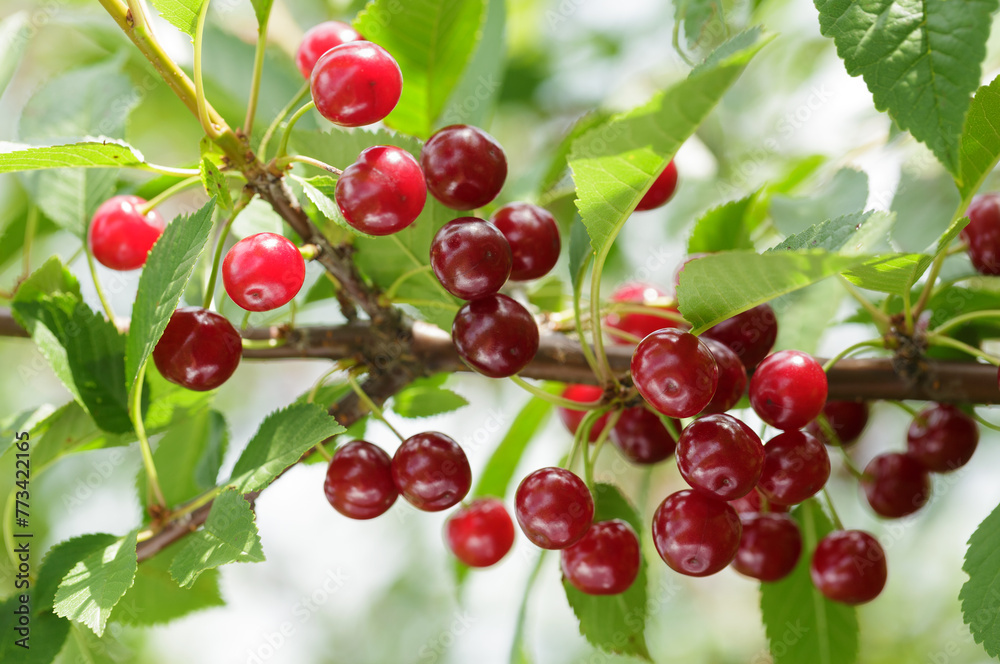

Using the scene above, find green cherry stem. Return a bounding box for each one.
[926,333,1000,366]
[509,550,546,664]
[244,12,271,134]
[588,409,622,476]
[258,81,311,160]
[348,372,405,441]
[509,375,604,410]
[608,303,687,324]
[275,154,343,175]
[836,276,891,331]
[930,309,1000,336]
[821,338,885,372]
[132,362,167,510]
[588,257,616,387]
[384,265,435,300]
[886,400,920,418]
[85,243,116,325]
[21,205,37,279]
[139,175,203,216]
[275,101,317,160]
[193,0,219,139]
[203,190,254,309]
[820,488,845,530]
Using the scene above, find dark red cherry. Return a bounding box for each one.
[906,403,979,472]
[961,193,1000,275]
[295,21,363,79]
[652,489,741,577]
[634,160,678,211]
[631,328,718,418]
[609,407,678,464]
[324,440,397,519]
[430,217,512,299]
[335,145,427,236]
[445,497,515,567]
[806,400,870,447]
[750,350,827,430]
[421,125,507,210]
[152,307,241,391]
[88,195,165,271]
[702,303,778,371]
[731,513,802,582]
[757,430,830,506]
[561,520,640,595]
[810,530,887,605]
[490,203,561,281]
[514,467,594,550]
[310,42,401,127]
[604,283,684,345]
[452,294,539,378]
[700,338,748,414]
[728,488,788,515]
[676,414,764,500]
[391,432,471,512]
[222,232,306,311]
[861,452,931,518]
[557,384,610,443]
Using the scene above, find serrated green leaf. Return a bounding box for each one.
[0,140,150,173]
[962,501,1000,657]
[36,534,119,615]
[390,386,468,418]
[814,0,998,175]
[841,253,933,294]
[0,593,69,664]
[688,193,758,254]
[957,75,1000,201]
[125,199,217,391]
[169,489,265,588]
[770,168,868,237]
[200,158,232,210]
[149,0,204,36]
[294,174,369,238]
[760,499,859,664]
[540,111,613,196]
[473,396,553,499]
[0,12,30,98]
[675,0,723,49]
[768,211,893,255]
[138,409,228,511]
[354,0,487,138]
[0,404,54,458]
[53,530,139,636]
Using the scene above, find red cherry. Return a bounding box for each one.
[335,145,427,236]
[757,430,830,506]
[731,513,802,582]
[421,125,507,210]
[556,384,610,443]
[222,232,305,312]
[490,203,561,281]
[652,489,741,577]
[810,530,887,605]
[88,195,165,271]
[676,414,764,500]
[609,407,678,465]
[604,283,683,345]
[560,520,640,595]
[961,193,1000,275]
[324,440,397,519]
[391,432,471,512]
[631,328,719,418]
[152,307,241,391]
[452,294,539,378]
[514,467,594,550]
[700,337,748,414]
[861,452,931,518]
[445,497,515,567]
[295,21,363,79]
[750,350,827,430]
[806,400,870,447]
[310,42,401,127]
[702,303,778,371]
[430,217,512,299]
[634,160,678,211]
[906,403,979,472]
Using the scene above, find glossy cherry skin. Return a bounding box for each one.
[152,308,241,391]
[430,217,512,299]
[810,530,887,605]
[604,283,683,345]
[514,467,594,550]
[700,338,748,414]
[391,432,471,512]
[702,303,778,371]
[634,160,678,211]
[652,489,742,577]
[806,400,870,447]
[961,193,1000,275]
[561,519,641,595]
[490,203,561,281]
[731,513,802,582]
[906,403,979,472]
[728,488,788,515]
[295,21,363,79]
[631,328,719,418]
[861,452,931,519]
[557,384,610,443]
[452,294,539,378]
[445,497,515,567]
[757,430,830,506]
[336,145,427,236]
[324,440,397,519]
[677,414,764,500]
[222,232,306,312]
[88,195,166,271]
[750,350,828,430]
[421,125,507,210]
[310,42,401,127]
[609,407,679,464]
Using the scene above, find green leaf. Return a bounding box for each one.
[563,484,650,660]
[960,500,1000,656]
[0,593,70,664]
[540,111,613,196]
[354,0,487,138]
[767,211,893,255]
[294,174,368,238]
[149,0,204,37]
[390,386,468,418]
[200,158,232,210]
[227,403,345,493]
[0,404,55,459]
[36,534,119,615]
[687,192,758,254]
[138,409,228,511]
[769,168,868,237]
[0,140,150,173]
[773,279,844,355]
[0,12,30,98]
[957,74,1000,201]
[814,0,998,174]
[568,216,593,292]
[125,199,217,391]
[841,253,933,294]
[760,499,859,664]
[169,489,265,588]
[891,167,962,252]
[675,0,724,49]
[527,275,566,313]
[473,396,553,499]
[249,0,274,27]
[437,0,505,128]
[53,530,139,636]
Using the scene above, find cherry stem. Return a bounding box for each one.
[193,0,219,139]
[571,254,602,380]
[390,235,460,304]
[258,82,310,160]
[886,400,920,418]
[931,309,1000,336]
[926,333,1000,366]
[139,175,203,216]
[384,264,435,300]
[588,254,616,388]
[972,411,1000,432]
[651,408,681,440]
[821,338,884,372]
[203,190,253,309]
[132,362,167,510]
[608,302,687,324]
[509,551,547,664]
[604,327,642,345]
[347,372,404,441]
[240,337,287,350]
[244,11,271,135]
[901,287,915,335]
[276,154,343,175]
[820,488,844,530]
[912,250,948,318]
[21,205,36,280]
[837,276,891,331]
[85,243,116,325]
[275,101,316,160]
[834,439,866,480]
[299,244,320,261]
[509,376,604,410]
[588,409,622,479]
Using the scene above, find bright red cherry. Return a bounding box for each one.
[421,125,507,210]
[634,160,678,211]
[631,328,718,418]
[604,283,684,345]
[222,232,305,311]
[430,217,511,299]
[561,520,640,595]
[557,384,610,443]
[310,42,401,127]
[336,145,427,236]
[152,308,241,391]
[452,294,539,378]
[677,414,764,500]
[731,513,802,582]
[806,400,870,447]
[295,21,363,79]
[445,497,515,567]
[728,488,788,515]
[700,338,748,414]
[324,440,397,519]
[861,452,931,518]
[757,430,830,506]
[514,467,594,550]
[750,350,827,430]
[490,203,561,281]
[609,406,678,464]
[702,303,778,371]
[391,432,471,512]
[652,489,741,577]
[88,195,165,271]
[810,530,887,605]
[961,193,1000,275]
[906,403,979,472]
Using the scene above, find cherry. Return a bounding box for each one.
[430,217,512,299]
[560,520,640,595]
[152,308,241,391]
[490,203,561,281]
[391,432,471,512]
[295,21,363,79]
[757,430,830,506]
[604,283,683,345]
[310,42,401,127]
[323,440,397,519]
[806,400,869,447]
[728,488,788,515]
[631,328,719,418]
[335,145,427,236]
[222,233,305,312]
[810,530,887,605]
[702,303,778,371]
[445,497,515,567]
[749,350,828,430]
[514,467,594,549]
[861,452,931,519]
[700,338,748,414]
[961,193,1000,275]
[634,160,678,211]
[556,384,610,443]
[88,195,165,271]
[421,125,507,210]
[652,489,741,577]
[731,513,802,582]
[676,414,764,500]
[452,294,539,378]
[609,406,679,465]
[906,403,979,472]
